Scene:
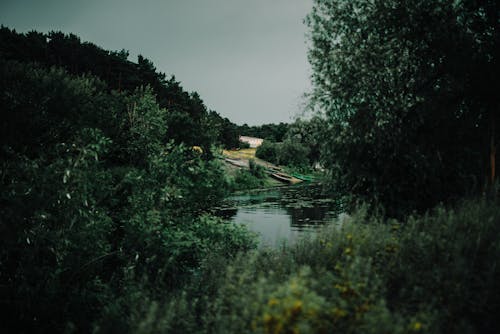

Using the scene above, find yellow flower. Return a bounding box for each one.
[268,298,279,307]
[291,300,302,314]
[333,307,347,318]
[334,284,348,293]
[346,234,353,241]
[344,247,352,255]
[412,321,422,331]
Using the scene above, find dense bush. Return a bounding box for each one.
[230,160,268,191]
[255,140,280,164]
[238,141,251,149]
[134,200,500,334]
[256,139,312,169]
[0,59,256,333]
[277,140,310,169]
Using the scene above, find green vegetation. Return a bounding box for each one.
[255,141,280,165]
[0,26,241,151]
[238,123,289,142]
[254,117,327,170]
[230,160,272,191]
[306,0,499,216]
[0,54,254,332]
[255,140,314,170]
[128,200,500,334]
[1,0,499,331]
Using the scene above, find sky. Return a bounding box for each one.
[0,0,313,125]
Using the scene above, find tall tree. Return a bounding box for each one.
[307,0,499,214]
[0,27,231,151]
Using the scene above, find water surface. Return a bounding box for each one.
[217,184,341,246]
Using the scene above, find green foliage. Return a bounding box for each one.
[284,116,327,165]
[238,122,289,142]
[206,111,241,149]
[138,200,500,334]
[256,140,280,165]
[231,170,266,191]
[229,159,268,191]
[0,26,237,154]
[0,57,256,332]
[306,0,499,215]
[256,139,311,169]
[249,159,266,179]
[277,140,310,169]
[238,141,251,149]
[251,117,329,170]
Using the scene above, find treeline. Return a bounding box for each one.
[238,122,289,142]
[0,27,300,152]
[255,116,326,169]
[0,29,256,332]
[0,26,244,151]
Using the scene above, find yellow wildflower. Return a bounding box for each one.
[268,298,279,307]
[291,300,302,315]
[333,307,347,318]
[412,321,422,331]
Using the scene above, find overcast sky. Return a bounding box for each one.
[0,0,312,125]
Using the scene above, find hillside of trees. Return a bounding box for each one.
[0,28,258,332]
[0,26,247,152]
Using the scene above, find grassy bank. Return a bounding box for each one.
[221,148,322,191]
[133,199,500,334]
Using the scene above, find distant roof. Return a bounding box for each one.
[239,135,264,141]
[239,135,264,148]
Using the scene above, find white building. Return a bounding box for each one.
[239,135,264,148]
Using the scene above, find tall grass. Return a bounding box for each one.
[132,200,500,334]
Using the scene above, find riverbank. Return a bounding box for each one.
[221,148,320,191]
[134,199,500,333]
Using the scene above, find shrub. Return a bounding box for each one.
[249,159,266,179]
[277,140,310,168]
[232,169,266,191]
[238,141,251,149]
[144,200,500,334]
[0,59,256,333]
[255,140,279,164]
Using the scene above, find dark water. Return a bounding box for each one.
[216,184,342,246]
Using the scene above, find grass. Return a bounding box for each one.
[223,148,257,160]
[132,199,500,334]
[222,148,284,190]
[222,148,278,169]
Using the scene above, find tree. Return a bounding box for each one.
[278,140,311,168]
[306,0,499,215]
[0,27,228,153]
[285,116,327,165]
[255,140,280,164]
[0,57,251,332]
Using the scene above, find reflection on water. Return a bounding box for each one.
[215,184,341,246]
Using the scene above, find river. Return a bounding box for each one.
[216,183,342,247]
